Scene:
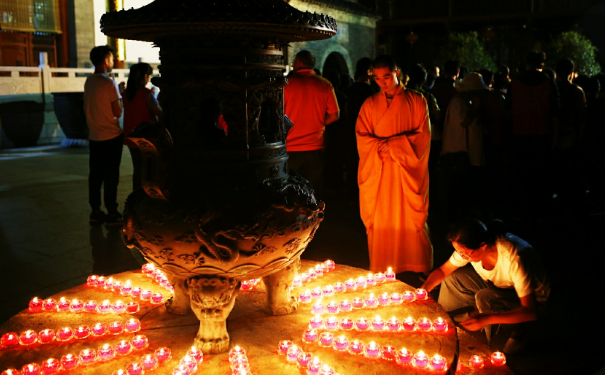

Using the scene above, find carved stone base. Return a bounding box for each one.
[164,274,191,315]
[263,257,300,315]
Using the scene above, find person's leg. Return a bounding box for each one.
[88,140,103,212]
[103,134,124,215]
[438,265,489,314]
[475,286,521,343]
[305,149,325,199]
[128,146,142,191]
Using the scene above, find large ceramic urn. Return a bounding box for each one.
[101,0,336,354]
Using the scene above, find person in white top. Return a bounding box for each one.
[83,45,125,226]
[422,218,550,354]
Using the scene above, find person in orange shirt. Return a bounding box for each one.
[356,55,433,275]
[284,50,340,198]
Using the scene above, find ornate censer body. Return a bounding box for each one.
[101,0,336,353]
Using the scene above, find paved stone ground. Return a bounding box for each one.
[1,145,604,374]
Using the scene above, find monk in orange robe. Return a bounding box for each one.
[356,55,433,274]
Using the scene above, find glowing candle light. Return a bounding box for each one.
[390,292,403,304]
[142,263,155,274]
[180,355,197,372]
[491,351,506,366]
[108,321,124,335]
[402,317,416,332]
[98,343,116,361]
[318,364,335,375]
[187,346,204,364]
[417,317,432,331]
[140,289,152,301]
[56,297,70,312]
[292,276,302,288]
[356,276,367,289]
[385,267,396,282]
[112,300,126,314]
[355,317,370,331]
[311,287,323,299]
[301,272,310,283]
[297,352,313,368]
[348,339,365,355]
[333,282,345,293]
[344,278,356,291]
[150,293,164,305]
[38,329,55,344]
[364,293,379,308]
[87,275,98,286]
[230,354,248,369]
[312,300,325,314]
[230,364,249,375]
[374,272,386,283]
[307,357,323,374]
[352,297,365,309]
[240,280,252,292]
[1,369,21,375]
[83,300,97,313]
[115,340,132,356]
[326,300,339,313]
[338,299,352,312]
[96,276,106,287]
[154,347,172,363]
[140,354,158,371]
[125,318,141,332]
[324,259,335,270]
[112,370,127,375]
[104,277,115,290]
[69,299,84,313]
[378,292,390,306]
[431,354,447,371]
[322,285,335,297]
[433,317,448,333]
[371,315,385,331]
[469,355,484,369]
[74,325,91,339]
[396,348,413,366]
[365,273,376,286]
[315,264,324,277]
[318,332,334,347]
[325,316,339,330]
[42,298,57,311]
[120,280,133,296]
[92,322,107,336]
[229,346,246,359]
[29,297,43,312]
[131,287,141,298]
[287,344,302,362]
[113,281,123,293]
[98,300,112,314]
[381,345,397,361]
[125,361,144,375]
[333,335,349,351]
[387,317,401,331]
[413,350,429,368]
[78,348,97,366]
[277,340,293,355]
[40,358,61,375]
[299,290,312,303]
[365,341,381,359]
[126,301,140,314]
[308,268,317,279]
[56,327,73,342]
[303,328,319,343]
[1,332,19,347]
[19,330,37,346]
[402,291,415,302]
[60,354,79,371]
[131,335,148,350]
[20,363,40,375]
[309,315,324,329]
[339,317,354,330]
[415,288,428,300]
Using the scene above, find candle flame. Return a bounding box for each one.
[387,267,393,272]
[418,350,425,356]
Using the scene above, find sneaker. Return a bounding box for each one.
[503,333,531,354]
[89,210,107,225]
[105,212,123,226]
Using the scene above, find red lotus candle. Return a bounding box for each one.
[125,361,144,375]
[326,300,339,313]
[333,282,345,293]
[308,269,317,279]
[20,363,40,375]
[42,298,57,311]
[78,348,97,366]
[415,288,428,300]
[140,354,158,370]
[378,292,390,306]
[126,301,140,314]
[339,317,354,330]
[390,292,403,304]
[112,300,126,314]
[104,277,115,290]
[74,325,91,340]
[315,264,325,277]
[108,321,124,335]
[469,355,484,369]
[348,339,364,355]
[318,364,335,375]
[286,344,303,362]
[154,347,172,363]
[29,297,43,312]
[229,345,246,359]
[111,369,127,375]
[97,276,106,287]
[352,297,365,309]
[112,280,123,293]
[140,289,152,301]
[364,293,379,308]
[322,285,335,297]
[396,348,413,366]
[84,300,98,313]
[355,317,370,331]
[19,330,38,345]
[371,315,385,331]
[98,343,116,361]
[297,352,313,368]
[120,281,133,296]
[180,355,197,372]
[365,273,376,286]
[333,335,349,351]
[339,299,353,312]
[381,345,397,361]
[402,316,416,331]
[433,317,448,333]
[56,327,73,342]
[385,267,396,281]
[187,346,204,364]
[344,278,356,291]
[278,340,293,355]
[1,369,21,375]
[142,263,155,275]
[299,289,312,303]
[318,332,334,347]
[240,280,252,292]
[491,351,506,366]
[115,340,132,356]
[324,259,335,270]
[355,276,367,289]
[92,322,107,336]
[40,358,61,375]
[387,316,401,331]
[131,287,142,298]
[60,354,78,370]
[38,329,55,344]
[87,275,98,287]
[131,335,148,350]
[402,291,415,302]
[125,318,141,332]
[151,293,164,305]
[431,354,447,371]
[292,275,302,288]
[417,317,432,331]
[98,299,112,314]
[374,272,386,283]
[307,357,322,374]
[309,314,323,329]
[325,316,339,330]
[1,332,19,347]
[300,272,310,283]
[364,341,381,359]
[413,350,429,368]
[303,328,319,343]
[69,299,84,313]
[311,287,323,299]
[172,364,192,375]
[311,301,325,314]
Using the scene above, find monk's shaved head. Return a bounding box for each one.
[372,55,398,72]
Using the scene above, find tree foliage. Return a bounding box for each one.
[546,31,601,76]
[441,31,496,72]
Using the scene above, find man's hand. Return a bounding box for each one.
[118,82,126,96]
[459,313,489,331]
[378,140,390,161]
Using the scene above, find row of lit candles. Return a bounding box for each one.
[112,346,203,375]
[228,346,253,375]
[306,315,448,334]
[28,297,145,314]
[294,268,397,294]
[140,264,175,293]
[306,291,428,314]
[86,276,171,301]
[1,319,142,348]
[291,260,336,287]
[0,335,152,375]
[277,341,339,375]
[240,279,261,292]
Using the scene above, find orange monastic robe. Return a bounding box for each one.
[356,84,433,274]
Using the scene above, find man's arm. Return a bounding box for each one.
[111,99,123,119]
[459,293,538,331]
[325,111,340,125]
[422,259,460,292]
